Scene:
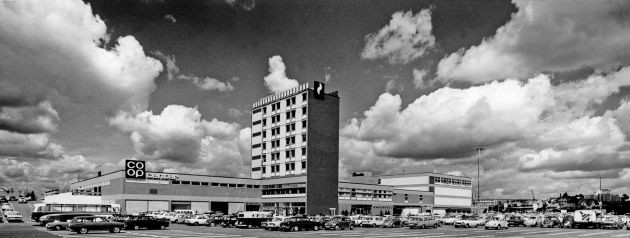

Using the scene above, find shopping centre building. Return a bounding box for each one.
[71,82,472,215]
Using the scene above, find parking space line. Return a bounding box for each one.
[576,231,612,237]
[546,231,584,236]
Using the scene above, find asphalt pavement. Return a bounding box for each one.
[8,223,628,238]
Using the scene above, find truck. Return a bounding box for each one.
[572,210,601,229]
[235,211,273,229]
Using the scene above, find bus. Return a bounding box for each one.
[31,203,120,222]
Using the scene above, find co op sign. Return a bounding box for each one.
[125,160,146,179]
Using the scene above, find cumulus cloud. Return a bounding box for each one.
[152,51,234,92]
[0,101,59,134]
[362,8,435,65]
[110,105,251,176]
[436,0,630,83]
[263,55,299,93]
[412,68,430,89]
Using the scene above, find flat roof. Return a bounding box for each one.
[379,172,472,180]
[72,170,256,185]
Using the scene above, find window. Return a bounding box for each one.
[172,181,181,184]
[272,140,280,148]
[149,188,158,194]
[253,120,261,125]
[252,155,261,160]
[192,182,200,185]
[262,119,267,126]
[262,143,266,150]
[262,167,266,173]
[301,147,306,156]
[404,194,409,202]
[301,134,306,142]
[211,183,219,186]
[181,181,191,185]
[285,149,295,158]
[252,132,261,137]
[262,131,267,138]
[291,163,296,170]
[285,164,290,171]
[302,120,307,128]
[263,107,267,114]
[286,110,296,119]
[201,182,209,186]
[301,161,306,169]
[302,106,307,115]
[302,93,307,101]
[252,143,261,148]
[286,123,296,132]
[285,136,295,145]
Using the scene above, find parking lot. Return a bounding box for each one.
[22,223,630,238]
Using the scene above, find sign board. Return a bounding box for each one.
[125,160,146,179]
[146,173,179,180]
[313,81,325,100]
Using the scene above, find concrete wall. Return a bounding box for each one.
[306,90,339,215]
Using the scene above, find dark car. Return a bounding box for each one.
[44,214,94,230]
[206,214,225,227]
[221,215,238,228]
[280,216,323,232]
[383,217,402,228]
[0,196,7,204]
[8,196,17,201]
[324,216,354,230]
[542,216,561,228]
[68,216,125,234]
[124,215,169,230]
[310,216,331,229]
[507,216,525,227]
[40,213,92,226]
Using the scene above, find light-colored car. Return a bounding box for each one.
[262,216,288,230]
[169,214,187,223]
[353,215,371,227]
[438,215,457,225]
[410,216,439,229]
[600,215,623,229]
[184,215,209,226]
[4,211,22,223]
[361,216,385,227]
[1,204,12,211]
[524,215,542,227]
[485,216,508,230]
[454,216,480,228]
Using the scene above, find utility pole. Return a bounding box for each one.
[474,147,485,213]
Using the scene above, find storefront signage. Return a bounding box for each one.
[373,205,393,209]
[125,160,146,179]
[146,173,179,180]
[77,181,110,190]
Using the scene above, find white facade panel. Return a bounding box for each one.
[125,200,147,214]
[148,201,168,211]
[434,187,472,197]
[252,136,262,145]
[251,171,261,179]
[252,147,261,156]
[252,124,262,133]
[252,112,262,121]
[395,186,429,191]
[191,202,209,213]
[251,159,261,168]
[380,176,429,186]
[434,197,471,207]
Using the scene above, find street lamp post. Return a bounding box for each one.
[475,147,485,213]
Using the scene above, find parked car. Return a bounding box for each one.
[600,215,623,229]
[123,215,169,230]
[184,214,209,226]
[169,214,187,224]
[507,215,525,227]
[68,216,124,234]
[263,216,289,230]
[361,216,385,227]
[4,211,22,223]
[45,214,94,230]
[17,197,27,203]
[8,196,16,201]
[524,215,542,227]
[0,196,7,204]
[279,216,323,231]
[353,215,372,227]
[309,216,331,229]
[235,211,273,229]
[542,216,561,228]
[437,215,457,225]
[206,214,225,227]
[410,216,440,229]
[561,215,574,228]
[1,204,12,211]
[220,215,238,228]
[383,216,402,228]
[454,215,480,228]
[485,216,508,230]
[324,216,354,230]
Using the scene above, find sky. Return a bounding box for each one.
[1,0,630,199]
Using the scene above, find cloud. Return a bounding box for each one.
[612,99,630,139]
[0,155,97,191]
[412,68,430,89]
[385,80,403,94]
[361,8,435,65]
[436,0,630,83]
[263,55,299,93]
[0,101,59,134]
[153,51,234,92]
[225,0,255,11]
[110,105,251,176]
[163,14,176,23]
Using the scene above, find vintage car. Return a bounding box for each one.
[524,215,542,227]
[454,215,480,228]
[485,216,508,230]
[324,216,354,230]
[309,216,331,229]
[279,216,322,231]
[206,214,225,227]
[220,215,238,228]
[600,215,624,229]
[67,216,124,234]
[123,215,169,230]
[561,215,574,228]
[169,214,188,223]
[184,214,210,226]
[409,216,439,229]
[360,216,385,227]
[353,215,372,227]
[437,215,458,225]
[235,211,272,229]
[383,216,402,228]
[39,213,92,227]
[45,214,96,230]
[17,197,27,203]
[541,216,561,228]
[4,211,22,223]
[262,216,289,230]
[507,215,525,227]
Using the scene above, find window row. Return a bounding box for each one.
[253,93,307,116]
[253,161,307,174]
[170,180,260,188]
[434,176,472,186]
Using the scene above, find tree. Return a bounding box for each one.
[622,194,629,202]
[562,192,569,198]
